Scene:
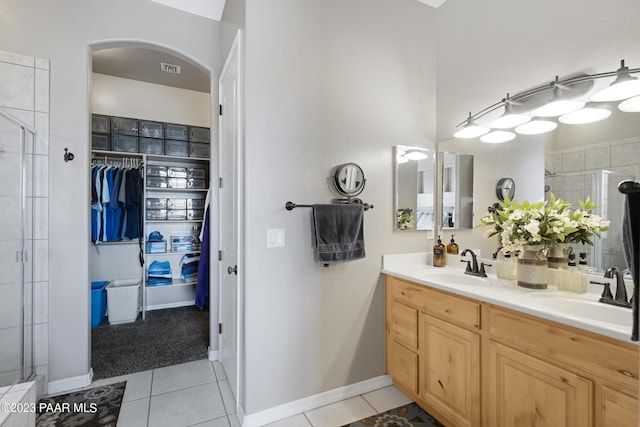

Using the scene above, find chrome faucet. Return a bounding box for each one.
[460,249,491,278]
[604,267,630,306]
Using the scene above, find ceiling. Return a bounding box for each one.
[150,0,226,21]
[92,0,446,94]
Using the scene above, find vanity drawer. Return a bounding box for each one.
[387,276,480,330]
[489,306,638,391]
[388,300,418,350]
[388,341,418,394]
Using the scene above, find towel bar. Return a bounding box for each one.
[285,201,374,211]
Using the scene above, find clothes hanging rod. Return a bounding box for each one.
[618,180,640,194]
[285,201,374,211]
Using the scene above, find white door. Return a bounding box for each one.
[219,31,243,408]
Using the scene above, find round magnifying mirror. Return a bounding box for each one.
[332,163,365,197]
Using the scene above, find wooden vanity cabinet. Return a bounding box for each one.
[386,276,481,427]
[385,275,639,427]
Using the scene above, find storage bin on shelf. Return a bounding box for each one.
[106,279,141,325]
[90,280,109,328]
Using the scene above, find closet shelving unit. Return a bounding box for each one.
[91,114,211,320]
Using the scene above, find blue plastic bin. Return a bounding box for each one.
[91,281,109,328]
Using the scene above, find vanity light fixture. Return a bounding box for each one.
[532,79,585,117]
[453,59,640,141]
[453,113,489,139]
[480,130,516,144]
[618,95,640,112]
[559,106,611,125]
[396,153,409,164]
[488,94,531,129]
[591,60,640,102]
[515,119,558,135]
[404,150,429,161]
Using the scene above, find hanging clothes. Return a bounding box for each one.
[90,159,143,244]
[195,203,210,309]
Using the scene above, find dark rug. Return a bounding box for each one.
[342,403,445,427]
[36,381,126,427]
[91,305,209,379]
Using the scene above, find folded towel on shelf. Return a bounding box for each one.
[312,203,365,263]
[180,254,200,281]
[148,260,172,286]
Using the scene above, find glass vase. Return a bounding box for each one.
[547,243,572,269]
[517,244,548,289]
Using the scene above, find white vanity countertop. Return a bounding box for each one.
[382,252,637,344]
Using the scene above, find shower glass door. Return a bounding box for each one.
[545,169,633,272]
[0,110,35,387]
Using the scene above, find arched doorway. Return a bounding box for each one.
[88,41,218,379]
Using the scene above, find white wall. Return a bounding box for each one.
[0,0,220,389]
[434,0,640,257]
[243,0,437,414]
[91,73,211,127]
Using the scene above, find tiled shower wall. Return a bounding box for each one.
[545,137,640,269]
[0,50,49,394]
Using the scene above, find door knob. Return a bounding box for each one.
[227,265,237,275]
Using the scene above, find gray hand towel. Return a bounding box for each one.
[312,204,365,263]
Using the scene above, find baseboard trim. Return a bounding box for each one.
[242,375,392,427]
[47,369,93,395]
[208,348,219,361]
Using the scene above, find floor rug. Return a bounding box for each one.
[342,402,445,427]
[92,305,209,379]
[36,381,126,427]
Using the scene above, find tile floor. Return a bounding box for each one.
[78,359,411,427]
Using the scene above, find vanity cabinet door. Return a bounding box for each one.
[419,313,480,427]
[601,386,638,427]
[488,342,593,427]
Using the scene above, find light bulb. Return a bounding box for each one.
[559,107,611,124]
[618,95,640,112]
[488,113,531,129]
[480,131,515,144]
[515,120,558,135]
[404,150,428,161]
[532,99,585,117]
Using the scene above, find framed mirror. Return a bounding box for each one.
[439,151,474,230]
[394,145,435,230]
[332,163,365,197]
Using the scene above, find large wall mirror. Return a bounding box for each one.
[394,146,434,230]
[542,108,640,272]
[439,152,474,229]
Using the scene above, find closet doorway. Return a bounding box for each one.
[88,43,216,380]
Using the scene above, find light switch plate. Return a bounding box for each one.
[267,228,285,248]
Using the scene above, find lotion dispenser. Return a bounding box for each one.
[446,235,459,254]
[433,235,446,267]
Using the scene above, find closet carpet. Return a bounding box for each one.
[91,305,209,380]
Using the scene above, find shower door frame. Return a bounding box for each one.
[0,109,36,387]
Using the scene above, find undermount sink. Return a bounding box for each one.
[527,293,633,328]
[424,271,490,286]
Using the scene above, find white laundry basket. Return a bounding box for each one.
[106,279,141,325]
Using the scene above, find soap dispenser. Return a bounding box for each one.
[446,235,459,254]
[433,235,446,267]
[497,249,517,281]
[558,254,586,293]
